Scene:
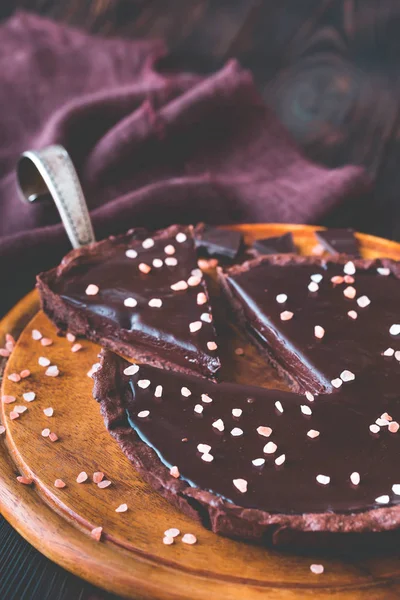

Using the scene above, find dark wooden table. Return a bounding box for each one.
[1,1,399,598]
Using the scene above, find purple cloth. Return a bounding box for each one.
[0,12,369,316]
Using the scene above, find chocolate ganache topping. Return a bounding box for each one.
[37,225,220,378]
[94,254,400,518]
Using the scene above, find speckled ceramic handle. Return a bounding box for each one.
[17,145,96,248]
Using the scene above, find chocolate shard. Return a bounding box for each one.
[37,225,221,379]
[195,224,243,261]
[316,228,361,257]
[252,232,296,255]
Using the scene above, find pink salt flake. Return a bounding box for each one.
[232,408,242,417]
[66,332,76,343]
[163,536,174,545]
[0,425,5,435]
[164,528,180,538]
[348,310,358,320]
[264,441,277,454]
[207,341,218,351]
[38,356,51,367]
[85,284,99,296]
[171,280,188,291]
[307,430,320,439]
[98,480,112,489]
[201,453,214,462]
[20,369,31,379]
[235,347,244,356]
[357,295,371,308]
[43,407,54,417]
[165,257,178,267]
[280,311,293,321]
[91,527,103,541]
[9,411,19,420]
[45,365,59,377]
[343,286,356,299]
[0,349,10,357]
[369,424,380,434]
[187,274,202,287]
[32,329,43,340]
[257,426,272,438]
[23,392,36,402]
[49,433,59,442]
[310,564,324,575]
[17,476,33,485]
[350,472,360,485]
[212,419,224,432]
[41,338,53,347]
[93,472,105,483]
[124,297,137,308]
[344,261,356,275]
[54,479,66,488]
[275,454,286,466]
[308,281,319,293]
[344,275,355,284]
[182,533,197,545]
[8,373,21,383]
[148,298,162,308]
[14,405,27,414]
[138,263,151,274]
[71,343,83,353]
[170,466,180,478]
[2,395,16,404]
[124,364,139,376]
[76,471,89,483]
[142,237,154,249]
[314,325,325,339]
[176,232,187,243]
[233,478,248,493]
[189,321,202,333]
[41,428,51,437]
[389,421,400,433]
[331,275,344,285]
[316,474,330,485]
[6,334,15,345]
[164,244,176,255]
[197,292,207,305]
[115,503,128,513]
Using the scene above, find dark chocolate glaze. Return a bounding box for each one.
[223,256,400,395]
[101,358,400,515]
[195,224,243,261]
[40,225,220,377]
[252,232,296,255]
[316,228,361,257]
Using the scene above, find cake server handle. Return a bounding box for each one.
[17,144,96,248]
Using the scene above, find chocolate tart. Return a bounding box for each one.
[218,254,400,393]
[93,350,400,544]
[37,225,220,379]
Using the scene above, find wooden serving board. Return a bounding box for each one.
[2,223,400,600]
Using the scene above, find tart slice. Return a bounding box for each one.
[218,255,400,393]
[93,350,400,543]
[37,225,220,379]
